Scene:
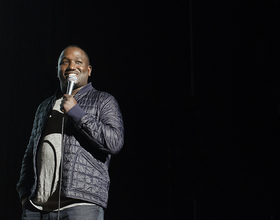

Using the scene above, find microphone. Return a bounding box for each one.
[66,74,77,95]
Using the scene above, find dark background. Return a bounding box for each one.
[1,1,280,219]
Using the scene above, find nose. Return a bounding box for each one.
[68,61,76,70]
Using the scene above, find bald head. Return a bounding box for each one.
[58,45,90,66]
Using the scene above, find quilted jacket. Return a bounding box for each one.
[16,83,124,208]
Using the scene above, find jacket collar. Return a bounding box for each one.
[76,82,94,94]
[55,82,95,99]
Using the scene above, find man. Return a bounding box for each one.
[17,45,124,220]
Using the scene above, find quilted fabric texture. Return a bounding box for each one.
[16,83,124,208]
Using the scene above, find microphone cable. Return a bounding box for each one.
[57,75,77,219]
[57,113,66,219]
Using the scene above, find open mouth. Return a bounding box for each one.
[65,72,78,79]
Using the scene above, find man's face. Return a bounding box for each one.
[57,47,92,93]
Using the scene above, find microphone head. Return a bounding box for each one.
[67,74,77,83]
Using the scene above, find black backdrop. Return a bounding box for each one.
[1,1,280,219]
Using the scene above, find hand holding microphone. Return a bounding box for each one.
[61,74,78,113]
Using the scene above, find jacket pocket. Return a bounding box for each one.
[70,148,110,201]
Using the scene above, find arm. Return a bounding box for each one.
[16,97,51,203]
[66,92,124,155]
[16,145,34,203]
[16,110,39,203]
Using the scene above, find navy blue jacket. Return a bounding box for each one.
[16,83,124,208]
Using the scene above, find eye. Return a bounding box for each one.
[76,60,82,64]
[61,60,69,65]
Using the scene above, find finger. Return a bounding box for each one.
[60,103,65,112]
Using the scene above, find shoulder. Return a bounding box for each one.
[35,95,56,114]
[85,89,120,109]
[84,88,115,101]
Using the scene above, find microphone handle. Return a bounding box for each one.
[66,81,75,95]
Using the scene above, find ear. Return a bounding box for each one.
[88,65,92,76]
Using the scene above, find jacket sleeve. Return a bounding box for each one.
[16,108,40,200]
[16,144,34,200]
[67,92,124,155]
